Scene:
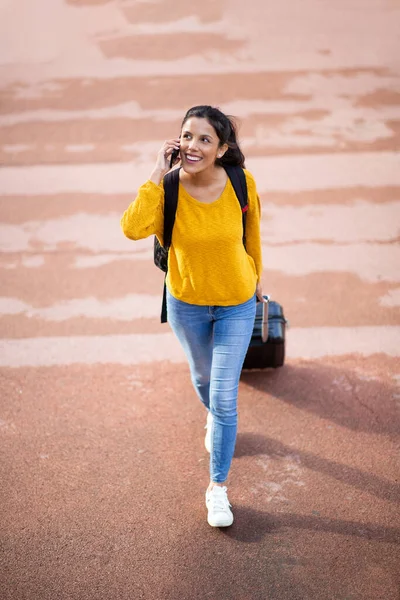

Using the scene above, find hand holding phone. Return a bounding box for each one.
[169,147,180,169]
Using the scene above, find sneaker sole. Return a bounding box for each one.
[207,514,234,527]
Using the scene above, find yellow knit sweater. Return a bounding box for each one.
[121,169,262,306]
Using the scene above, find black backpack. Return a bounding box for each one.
[153,165,248,323]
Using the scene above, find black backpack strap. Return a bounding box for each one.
[224,165,248,247]
[160,276,168,324]
[163,167,180,248]
[161,168,180,323]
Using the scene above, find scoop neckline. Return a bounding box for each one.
[179,177,229,206]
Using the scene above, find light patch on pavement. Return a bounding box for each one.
[0,294,161,321]
[0,236,397,283]
[1,0,399,84]
[21,255,45,268]
[65,144,96,153]
[1,152,399,195]
[80,243,399,284]
[119,140,173,164]
[264,243,400,283]
[0,298,28,316]
[262,201,400,244]
[0,333,186,368]
[250,152,400,193]
[1,201,398,255]
[285,72,400,99]
[252,481,289,504]
[253,454,304,503]
[1,212,396,282]
[71,243,400,284]
[288,326,400,359]
[247,109,399,150]
[0,326,399,368]
[0,103,182,126]
[332,375,357,393]
[0,213,142,254]
[2,144,31,153]
[2,99,399,129]
[8,81,64,100]
[355,372,380,383]
[74,252,153,268]
[379,288,400,307]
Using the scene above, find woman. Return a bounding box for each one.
[121,105,264,527]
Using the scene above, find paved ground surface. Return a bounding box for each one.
[1,1,400,599]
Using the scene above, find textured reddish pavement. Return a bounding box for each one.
[1,1,400,599]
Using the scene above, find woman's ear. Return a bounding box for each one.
[217,143,229,159]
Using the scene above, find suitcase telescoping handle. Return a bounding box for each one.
[261,294,270,343]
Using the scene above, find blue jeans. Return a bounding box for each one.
[166,290,256,483]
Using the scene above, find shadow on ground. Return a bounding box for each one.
[223,506,400,545]
[235,431,400,505]
[241,358,399,436]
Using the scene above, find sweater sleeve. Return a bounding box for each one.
[244,169,263,282]
[120,180,165,245]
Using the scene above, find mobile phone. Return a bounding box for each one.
[169,148,180,169]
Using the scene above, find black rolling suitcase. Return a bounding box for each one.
[243,296,287,369]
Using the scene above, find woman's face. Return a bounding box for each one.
[179,117,227,173]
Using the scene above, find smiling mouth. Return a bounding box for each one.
[185,154,202,163]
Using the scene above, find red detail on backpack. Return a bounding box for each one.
[242,205,248,213]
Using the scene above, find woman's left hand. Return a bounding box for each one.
[256,282,268,303]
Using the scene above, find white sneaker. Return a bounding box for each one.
[205,486,234,527]
[204,411,213,453]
